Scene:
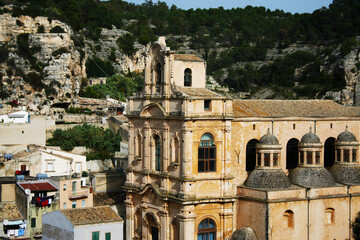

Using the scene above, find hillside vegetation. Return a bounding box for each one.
[1,0,360,100]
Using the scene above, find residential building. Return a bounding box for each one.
[49,176,93,210]
[123,37,360,240]
[0,115,45,146]
[42,206,123,240]
[16,180,59,238]
[13,145,86,178]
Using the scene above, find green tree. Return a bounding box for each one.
[353,211,360,240]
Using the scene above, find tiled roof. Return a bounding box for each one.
[233,100,360,118]
[176,87,222,97]
[0,202,23,221]
[17,181,58,192]
[93,192,126,206]
[174,54,204,62]
[61,206,123,226]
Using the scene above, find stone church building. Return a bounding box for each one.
[123,37,360,240]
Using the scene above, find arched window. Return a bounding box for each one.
[154,135,161,171]
[246,139,259,171]
[198,218,216,240]
[198,133,216,172]
[283,210,294,228]
[156,63,162,85]
[184,68,192,87]
[324,137,335,168]
[325,208,335,224]
[286,138,299,170]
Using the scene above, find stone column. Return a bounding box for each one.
[124,194,134,240]
[160,207,170,240]
[142,121,150,187]
[180,124,192,178]
[126,123,135,186]
[144,54,151,95]
[178,211,196,240]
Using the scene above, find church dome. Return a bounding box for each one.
[230,227,257,240]
[259,129,279,145]
[301,128,320,144]
[330,164,360,185]
[244,169,291,189]
[288,167,336,187]
[337,127,357,142]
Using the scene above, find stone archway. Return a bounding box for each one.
[246,139,259,172]
[324,137,336,168]
[286,138,299,170]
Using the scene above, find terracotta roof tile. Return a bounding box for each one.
[0,202,23,221]
[18,181,58,192]
[60,206,122,226]
[233,100,360,118]
[176,87,222,97]
[174,54,204,62]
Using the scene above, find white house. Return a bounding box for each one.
[42,206,123,240]
[0,110,29,124]
[14,145,86,177]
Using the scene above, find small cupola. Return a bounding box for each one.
[330,127,360,185]
[256,128,282,169]
[298,127,323,167]
[289,128,336,188]
[244,129,291,189]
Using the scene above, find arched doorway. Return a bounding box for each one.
[246,139,259,171]
[286,138,299,170]
[198,218,216,240]
[324,137,335,168]
[145,213,159,240]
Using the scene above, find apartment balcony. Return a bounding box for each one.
[68,189,90,200]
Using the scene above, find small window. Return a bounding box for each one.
[63,184,66,191]
[92,232,100,240]
[63,203,66,209]
[31,218,36,228]
[325,208,335,224]
[293,124,296,130]
[315,152,321,164]
[283,210,294,228]
[344,150,350,162]
[353,149,357,163]
[253,124,256,130]
[105,232,111,240]
[82,200,85,208]
[204,100,211,111]
[47,162,53,171]
[330,123,333,129]
[300,151,304,164]
[72,201,76,209]
[184,68,192,86]
[264,153,270,166]
[273,153,278,166]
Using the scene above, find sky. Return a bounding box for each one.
[123,0,334,14]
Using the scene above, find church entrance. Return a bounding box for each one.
[151,226,159,240]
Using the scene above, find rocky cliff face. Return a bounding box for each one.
[0,13,85,114]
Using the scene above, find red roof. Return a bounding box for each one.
[18,181,57,192]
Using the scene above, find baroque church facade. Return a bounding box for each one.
[124,37,360,240]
